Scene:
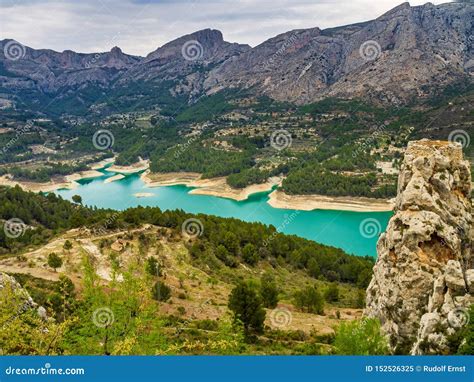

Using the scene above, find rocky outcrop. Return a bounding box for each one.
[0,272,47,321]
[366,140,472,354]
[207,2,473,105]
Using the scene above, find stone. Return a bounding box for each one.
[466,269,474,294]
[365,140,473,355]
[444,260,466,294]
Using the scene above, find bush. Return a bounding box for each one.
[294,285,324,314]
[145,257,161,276]
[47,253,63,272]
[151,281,171,302]
[334,318,389,355]
[260,273,279,308]
[324,283,339,303]
[228,282,266,336]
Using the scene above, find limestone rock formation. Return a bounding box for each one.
[366,140,473,354]
[0,272,47,321]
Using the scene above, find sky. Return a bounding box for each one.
[1,0,452,56]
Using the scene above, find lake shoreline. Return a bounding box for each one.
[141,170,281,202]
[141,171,393,212]
[0,169,104,193]
[267,189,394,212]
[0,163,394,213]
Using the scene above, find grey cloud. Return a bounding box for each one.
[1,0,452,55]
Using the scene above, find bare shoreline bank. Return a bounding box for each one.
[0,163,394,212]
[141,171,394,211]
[141,170,280,202]
[267,189,394,212]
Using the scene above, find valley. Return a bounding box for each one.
[0,1,472,357]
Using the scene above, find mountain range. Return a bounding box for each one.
[0,1,472,116]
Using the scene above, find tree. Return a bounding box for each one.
[48,275,76,321]
[72,195,82,204]
[151,281,171,302]
[228,282,266,336]
[242,243,258,265]
[145,257,161,277]
[63,240,73,251]
[355,290,366,308]
[334,318,389,355]
[260,273,279,308]
[325,283,339,303]
[47,253,63,272]
[294,285,324,314]
[307,258,320,278]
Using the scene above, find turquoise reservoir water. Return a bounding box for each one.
[56,171,392,257]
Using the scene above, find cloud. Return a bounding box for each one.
[0,0,452,55]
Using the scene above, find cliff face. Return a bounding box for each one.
[366,140,473,354]
[0,2,472,113]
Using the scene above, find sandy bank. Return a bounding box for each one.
[90,157,115,170]
[267,190,394,212]
[134,192,155,198]
[106,159,149,174]
[0,175,77,193]
[65,170,104,182]
[141,171,280,201]
[104,174,125,184]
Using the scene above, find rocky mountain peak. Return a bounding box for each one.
[366,139,473,354]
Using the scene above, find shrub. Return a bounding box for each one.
[260,273,279,308]
[334,318,389,355]
[324,283,339,303]
[151,281,171,302]
[294,285,324,314]
[47,253,63,272]
[228,282,266,336]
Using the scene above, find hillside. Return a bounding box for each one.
[0,186,372,355]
